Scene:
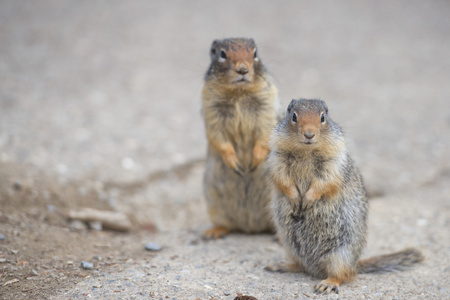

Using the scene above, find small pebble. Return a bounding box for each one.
[88,221,102,231]
[145,242,162,252]
[47,205,56,212]
[3,278,19,286]
[67,261,74,265]
[81,261,94,270]
[0,258,6,263]
[224,291,231,296]
[12,182,22,191]
[0,234,5,241]
[69,220,88,231]
[11,249,19,255]
[31,269,38,276]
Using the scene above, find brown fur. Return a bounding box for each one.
[268,99,423,294]
[202,38,282,238]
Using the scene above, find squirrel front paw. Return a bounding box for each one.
[220,145,244,175]
[285,184,300,201]
[302,187,320,210]
[250,143,269,171]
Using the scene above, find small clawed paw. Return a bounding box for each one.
[234,164,245,176]
[300,197,314,210]
[302,190,320,210]
[313,282,339,294]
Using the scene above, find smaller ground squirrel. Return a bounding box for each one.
[267,98,424,294]
[201,38,280,239]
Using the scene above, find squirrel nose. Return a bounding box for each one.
[304,132,315,139]
[236,63,249,75]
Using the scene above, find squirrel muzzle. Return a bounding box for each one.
[299,123,319,145]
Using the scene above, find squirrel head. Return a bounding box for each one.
[284,99,331,146]
[206,38,264,85]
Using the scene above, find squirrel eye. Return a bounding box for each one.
[320,112,325,123]
[253,49,258,59]
[292,112,297,123]
[220,50,227,59]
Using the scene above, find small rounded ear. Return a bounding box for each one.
[287,99,296,114]
[320,100,329,114]
[210,40,220,59]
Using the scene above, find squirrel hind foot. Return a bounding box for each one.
[202,226,230,240]
[314,278,340,294]
[264,261,304,273]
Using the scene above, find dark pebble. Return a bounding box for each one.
[145,242,162,251]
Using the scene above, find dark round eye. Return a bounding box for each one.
[292,112,297,123]
[220,50,227,59]
[320,112,325,123]
[254,49,257,59]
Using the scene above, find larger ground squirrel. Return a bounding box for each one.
[201,38,280,239]
[267,99,424,294]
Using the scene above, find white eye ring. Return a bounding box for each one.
[320,112,326,124]
[253,49,259,61]
[218,50,227,63]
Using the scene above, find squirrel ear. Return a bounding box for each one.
[321,100,329,114]
[210,40,220,58]
[287,99,296,114]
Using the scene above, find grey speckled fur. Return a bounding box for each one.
[269,99,368,279]
[204,150,274,233]
[202,38,281,234]
[269,100,423,289]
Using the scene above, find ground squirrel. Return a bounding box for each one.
[267,99,424,294]
[201,38,280,239]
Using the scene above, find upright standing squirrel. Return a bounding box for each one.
[201,38,280,239]
[267,99,424,294]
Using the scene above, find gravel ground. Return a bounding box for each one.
[0,1,449,299]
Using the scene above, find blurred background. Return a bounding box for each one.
[1,1,449,298]
[1,0,449,226]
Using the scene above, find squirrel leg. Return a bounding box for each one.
[202,226,230,240]
[250,141,269,171]
[215,142,244,175]
[314,251,356,294]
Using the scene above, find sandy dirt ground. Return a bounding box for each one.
[0,1,449,299]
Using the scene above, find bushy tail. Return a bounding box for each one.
[357,248,424,274]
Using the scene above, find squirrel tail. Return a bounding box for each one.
[357,248,424,274]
